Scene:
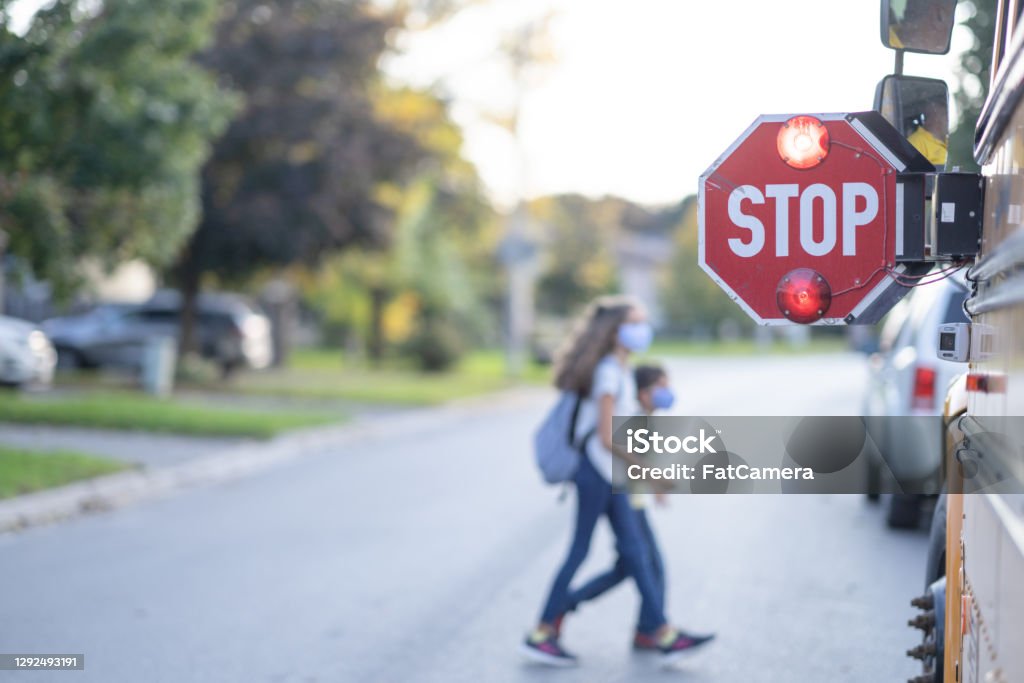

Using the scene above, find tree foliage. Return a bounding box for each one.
[0,0,236,296]
[659,195,753,337]
[529,194,622,317]
[299,85,497,367]
[177,0,424,286]
[947,0,997,171]
[529,193,688,320]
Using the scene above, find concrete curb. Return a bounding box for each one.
[0,386,548,534]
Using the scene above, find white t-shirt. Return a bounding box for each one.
[574,354,637,482]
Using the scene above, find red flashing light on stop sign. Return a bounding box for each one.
[776,268,831,324]
[777,115,830,169]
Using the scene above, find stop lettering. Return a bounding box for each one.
[726,182,878,258]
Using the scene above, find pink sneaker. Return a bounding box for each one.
[520,631,578,667]
[659,629,715,664]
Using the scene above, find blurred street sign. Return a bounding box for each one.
[699,112,933,325]
[497,233,538,266]
[498,202,538,377]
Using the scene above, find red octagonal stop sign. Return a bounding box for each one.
[699,111,931,325]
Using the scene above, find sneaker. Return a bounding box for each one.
[658,629,715,664]
[632,632,659,651]
[520,631,578,667]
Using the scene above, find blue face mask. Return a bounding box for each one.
[651,386,675,410]
[617,322,653,352]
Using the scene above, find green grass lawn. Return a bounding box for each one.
[0,391,340,438]
[0,447,129,499]
[43,337,852,415]
[208,338,849,406]
[213,349,550,406]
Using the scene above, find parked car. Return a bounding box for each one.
[0,315,57,388]
[862,271,969,527]
[43,292,273,375]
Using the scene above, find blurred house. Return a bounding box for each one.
[614,229,673,329]
[613,200,681,330]
[3,259,156,321]
[528,193,679,330]
[80,261,156,303]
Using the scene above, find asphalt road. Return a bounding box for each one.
[0,353,930,682]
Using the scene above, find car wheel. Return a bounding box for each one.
[886,493,921,529]
[55,347,87,370]
[865,455,881,502]
[909,491,947,683]
[925,492,947,585]
[219,359,240,379]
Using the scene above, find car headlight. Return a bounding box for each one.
[28,330,50,352]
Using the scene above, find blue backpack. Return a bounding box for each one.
[534,391,594,484]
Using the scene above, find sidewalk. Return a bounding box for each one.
[0,423,243,468]
[0,386,549,534]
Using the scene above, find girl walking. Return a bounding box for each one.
[521,296,713,667]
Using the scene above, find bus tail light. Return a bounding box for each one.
[776,268,831,323]
[966,372,1007,394]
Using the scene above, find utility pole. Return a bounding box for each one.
[499,201,536,377]
[498,84,536,378]
[0,229,7,316]
[496,15,554,377]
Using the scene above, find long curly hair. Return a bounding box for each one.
[553,295,638,396]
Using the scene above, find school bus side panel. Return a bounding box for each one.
[953,66,1024,682]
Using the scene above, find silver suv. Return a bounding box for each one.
[862,271,969,527]
[43,292,272,376]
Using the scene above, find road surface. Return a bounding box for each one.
[0,353,930,682]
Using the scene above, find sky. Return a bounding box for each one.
[9,0,974,209]
[385,0,974,208]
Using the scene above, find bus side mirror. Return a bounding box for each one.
[874,74,950,168]
[881,0,957,55]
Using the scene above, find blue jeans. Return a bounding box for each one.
[539,454,667,631]
[564,507,665,634]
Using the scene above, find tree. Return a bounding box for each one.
[300,85,497,368]
[659,195,753,337]
[175,0,428,358]
[0,0,236,297]
[530,194,622,317]
[947,0,997,171]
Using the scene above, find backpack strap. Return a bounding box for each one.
[573,364,625,453]
[569,392,598,449]
[567,392,583,446]
[577,426,596,451]
[557,482,571,503]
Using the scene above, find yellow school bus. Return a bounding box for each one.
[886,2,1024,682]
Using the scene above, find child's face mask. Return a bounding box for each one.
[617,322,653,352]
[651,386,675,410]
